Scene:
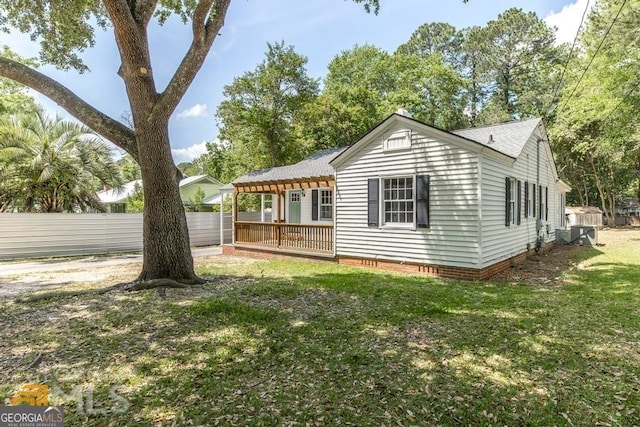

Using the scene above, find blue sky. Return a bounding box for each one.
[4,0,591,162]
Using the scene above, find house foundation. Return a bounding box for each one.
[222,242,555,280]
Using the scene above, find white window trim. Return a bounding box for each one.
[508,177,517,226]
[319,189,333,221]
[527,182,534,219]
[380,175,416,229]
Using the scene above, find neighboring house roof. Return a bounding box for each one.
[451,117,542,158]
[97,180,142,204]
[233,147,347,184]
[179,174,223,187]
[202,194,225,205]
[219,183,234,192]
[97,174,223,204]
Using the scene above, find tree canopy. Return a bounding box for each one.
[0,0,392,285]
[549,0,640,220]
[216,41,319,170]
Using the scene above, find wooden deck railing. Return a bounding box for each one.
[235,221,333,253]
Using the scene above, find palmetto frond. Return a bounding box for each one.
[0,107,122,212]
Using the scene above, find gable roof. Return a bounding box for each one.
[233,147,347,184]
[97,180,142,204]
[179,174,223,187]
[331,113,543,167]
[451,117,541,158]
[232,115,550,186]
[97,174,222,204]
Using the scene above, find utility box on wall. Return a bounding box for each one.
[570,225,598,246]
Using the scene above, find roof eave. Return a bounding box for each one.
[330,113,516,168]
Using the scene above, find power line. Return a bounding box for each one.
[601,78,640,125]
[544,0,591,119]
[558,0,628,114]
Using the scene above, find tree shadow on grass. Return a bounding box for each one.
[2,255,639,426]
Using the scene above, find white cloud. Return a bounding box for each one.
[544,0,595,45]
[177,103,209,118]
[171,141,209,162]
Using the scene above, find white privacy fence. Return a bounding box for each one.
[0,212,261,260]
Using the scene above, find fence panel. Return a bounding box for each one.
[0,212,234,260]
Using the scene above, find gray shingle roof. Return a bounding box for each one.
[233,147,346,184]
[451,117,541,158]
[233,117,541,185]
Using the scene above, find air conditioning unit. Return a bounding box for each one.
[570,225,598,246]
[556,229,571,244]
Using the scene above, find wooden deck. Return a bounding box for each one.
[235,221,333,254]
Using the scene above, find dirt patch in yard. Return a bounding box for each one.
[491,227,640,285]
[0,254,259,300]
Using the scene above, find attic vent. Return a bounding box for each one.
[395,108,412,118]
[383,129,412,152]
[488,134,494,144]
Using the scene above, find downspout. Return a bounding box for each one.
[477,147,484,269]
[536,138,542,232]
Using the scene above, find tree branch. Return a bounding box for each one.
[0,56,139,160]
[131,0,158,29]
[155,0,231,118]
[103,0,158,103]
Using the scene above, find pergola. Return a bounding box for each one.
[227,148,344,255]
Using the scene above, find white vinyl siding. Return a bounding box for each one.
[335,128,480,268]
[480,129,562,267]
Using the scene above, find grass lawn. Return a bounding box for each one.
[1,229,639,426]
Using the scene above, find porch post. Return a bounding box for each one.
[233,188,238,244]
[261,194,265,223]
[276,190,282,223]
[276,189,282,247]
[219,193,224,246]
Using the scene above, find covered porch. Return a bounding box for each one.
[227,148,344,256]
[231,175,336,256]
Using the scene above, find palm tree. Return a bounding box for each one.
[0,108,123,212]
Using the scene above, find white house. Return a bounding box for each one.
[224,111,571,279]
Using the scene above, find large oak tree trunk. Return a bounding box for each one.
[0,0,233,286]
[135,121,198,282]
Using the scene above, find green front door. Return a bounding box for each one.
[289,191,301,224]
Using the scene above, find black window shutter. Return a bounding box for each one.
[367,178,379,227]
[545,186,548,220]
[311,189,319,221]
[517,180,522,225]
[416,175,430,228]
[505,177,510,227]
[533,184,536,219]
[524,181,529,218]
